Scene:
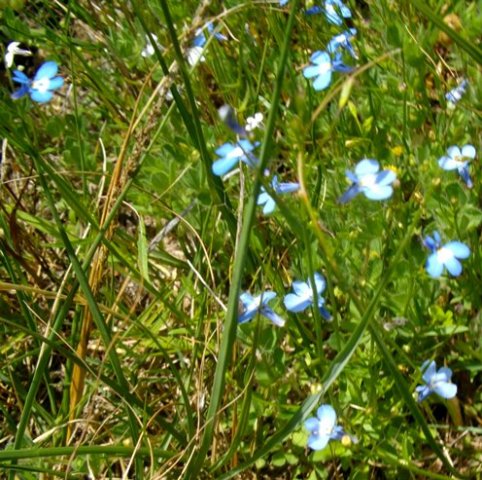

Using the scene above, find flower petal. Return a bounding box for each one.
[34,61,58,81]
[444,256,463,276]
[355,159,380,176]
[316,404,337,432]
[433,382,457,399]
[312,70,332,91]
[261,308,285,327]
[303,65,323,79]
[283,293,312,312]
[438,156,461,171]
[30,90,54,103]
[376,170,397,186]
[338,184,360,203]
[212,156,239,176]
[47,76,64,90]
[292,281,311,297]
[363,185,393,200]
[304,417,319,432]
[313,273,326,294]
[461,144,476,159]
[445,241,470,259]
[307,433,330,450]
[421,360,437,383]
[426,253,444,278]
[446,145,461,159]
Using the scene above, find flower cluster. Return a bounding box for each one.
[238,272,330,327]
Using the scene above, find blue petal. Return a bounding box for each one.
[260,291,277,305]
[311,50,331,65]
[316,404,337,430]
[262,196,276,215]
[30,90,54,103]
[446,146,461,159]
[438,367,453,381]
[304,417,319,432]
[363,185,393,201]
[421,360,437,383]
[319,305,332,321]
[283,293,312,312]
[433,382,457,399]
[355,159,380,176]
[313,272,326,294]
[312,70,332,91]
[12,70,30,84]
[276,182,299,194]
[307,433,330,450]
[212,156,239,176]
[11,85,29,99]
[444,256,462,276]
[461,144,476,159]
[261,308,285,327]
[240,292,255,308]
[215,143,237,157]
[34,61,58,81]
[445,241,470,259]
[48,76,64,91]
[305,6,323,15]
[338,184,360,203]
[303,65,323,79]
[438,156,459,171]
[416,385,432,402]
[292,281,310,296]
[458,166,473,188]
[426,253,444,278]
[376,170,397,186]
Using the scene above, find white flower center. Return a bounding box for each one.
[437,247,454,263]
[32,78,50,93]
[358,173,377,188]
[227,146,244,159]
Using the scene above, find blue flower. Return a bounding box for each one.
[305,404,346,450]
[212,140,259,176]
[416,360,457,402]
[218,105,247,136]
[11,61,64,103]
[445,79,468,105]
[338,159,397,203]
[303,50,353,91]
[193,22,228,48]
[324,0,352,25]
[438,144,476,188]
[257,176,299,215]
[327,29,357,58]
[238,291,285,327]
[284,272,331,320]
[423,231,470,278]
[279,0,289,5]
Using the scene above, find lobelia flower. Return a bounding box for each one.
[445,79,468,105]
[192,22,228,48]
[212,140,260,176]
[327,28,358,59]
[257,175,300,215]
[11,61,64,103]
[303,50,353,91]
[438,144,476,188]
[4,41,32,69]
[416,360,457,402]
[218,105,247,136]
[238,291,285,327]
[338,159,397,203]
[324,0,352,25]
[423,231,470,278]
[305,404,346,450]
[284,272,331,320]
